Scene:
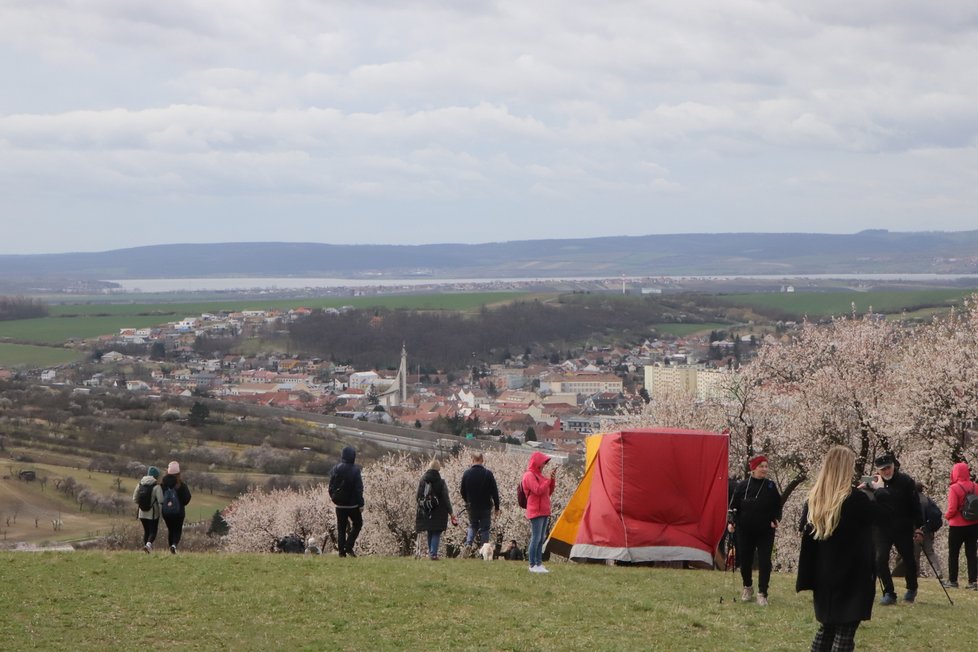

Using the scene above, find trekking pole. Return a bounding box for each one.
[921,546,953,606]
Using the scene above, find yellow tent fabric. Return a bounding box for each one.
[546,433,605,558]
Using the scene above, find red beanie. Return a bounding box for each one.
[748,455,768,471]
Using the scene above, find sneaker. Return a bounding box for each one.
[756,593,768,607]
[880,592,897,606]
[144,542,152,554]
[740,587,754,602]
[170,545,177,555]
[941,580,958,588]
[903,590,917,604]
[536,565,549,573]
[966,582,978,590]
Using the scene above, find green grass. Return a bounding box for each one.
[47,292,532,317]
[0,316,168,345]
[718,289,976,319]
[0,554,966,651]
[0,343,84,367]
[0,292,532,346]
[651,322,732,336]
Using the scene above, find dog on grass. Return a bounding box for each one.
[479,542,494,561]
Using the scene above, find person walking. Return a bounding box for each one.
[867,453,923,604]
[943,461,978,589]
[460,451,500,555]
[133,466,164,553]
[728,454,782,606]
[415,459,457,560]
[914,482,945,582]
[160,461,192,554]
[522,451,556,573]
[797,446,876,652]
[329,446,364,557]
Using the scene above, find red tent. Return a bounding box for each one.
[548,428,729,565]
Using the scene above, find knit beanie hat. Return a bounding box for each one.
[167,461,181,475]
[147,466,160,478]
[748,455,768,471]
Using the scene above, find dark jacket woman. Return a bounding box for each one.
[415,468,454,533]
[797,489,876,624]
[160,468,192,553]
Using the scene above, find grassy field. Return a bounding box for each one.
[0,315,168,345]
[1,454,236,544]
[0,292,533,348]
[0,343,84,367]
[718,288,976,319]
[0,552,966,651]
[47,292,534,317]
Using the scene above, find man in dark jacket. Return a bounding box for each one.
[460,452,500,554]
[328,446,364,557]
[867,453,924,604]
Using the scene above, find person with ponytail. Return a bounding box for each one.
[797,446,876,652]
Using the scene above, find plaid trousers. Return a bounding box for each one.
[811,622,859,652]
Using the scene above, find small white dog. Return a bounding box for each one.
[479,542,494,561]
[305,536,323,555]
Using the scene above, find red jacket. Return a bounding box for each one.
[945,462,978,527]
[521,451,556,519]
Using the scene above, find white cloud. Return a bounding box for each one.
[1,0,977,252]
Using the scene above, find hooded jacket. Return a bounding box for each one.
[159,474,192,518]
[946,462,978,527]
[415,468,454,532]
[521,451,556,520]
[329,446,364,508]
[132,475,164,520]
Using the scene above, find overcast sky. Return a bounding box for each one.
[2,1,977,254]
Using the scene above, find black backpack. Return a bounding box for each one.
[136,483,154,511]
[161,486,181,516]
[517,480,528,509]
[418,481,440,516]
[923,497,943,532]
[959,484,978,522]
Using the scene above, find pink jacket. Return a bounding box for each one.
[522,451,556,519]
[945,462,978,527]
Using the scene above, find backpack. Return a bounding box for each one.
[923,497,943,532]
[275,534,305,554]
[136,483,154,512]
[517,479,528,509]
[161,486,182,516]
[959,484,978,522]
[328,477,346,505]
[418,481,440,516]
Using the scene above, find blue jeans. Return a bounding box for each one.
[465,508,492,546]
[427,530,443,559]
[528,516,549,567]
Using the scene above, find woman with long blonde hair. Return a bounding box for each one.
[797,446,876,652]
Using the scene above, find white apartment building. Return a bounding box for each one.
[644,365,735,401]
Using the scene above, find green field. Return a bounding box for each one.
[0,553,966,650]
[718,289,977,319]
[0,292,532,347]
[0,315,168,345]
[0,343,84,367]
[47,291,533,317]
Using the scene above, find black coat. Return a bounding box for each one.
[871,470,922,531]
[159,475,192,518]
[797,489,876,625]
[729,476,782,532]
[329,446,364,508]
[416,470,453,533]
[460,464,500,511]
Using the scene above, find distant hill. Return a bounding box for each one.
[2,230,977,279]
